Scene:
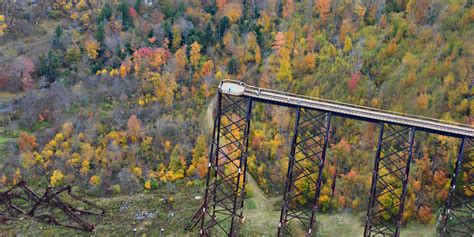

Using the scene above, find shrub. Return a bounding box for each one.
[48,10,63,19]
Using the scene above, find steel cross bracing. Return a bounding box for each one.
[278,108,331,236]
[187,81,474,236]
[440,137,473,236]
[364,124,415,236]
[197,93,252,236]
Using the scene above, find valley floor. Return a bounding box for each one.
[1,178,436,237]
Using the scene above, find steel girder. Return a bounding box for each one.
[364,123,415,237]
[440,137,473,236]
[0,180,105,231]
[278,108,332,236]
[197,93,252,236]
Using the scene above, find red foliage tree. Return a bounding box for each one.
[129,7,138,18]
[348,71,362,93]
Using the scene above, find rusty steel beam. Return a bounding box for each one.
[0,180,105,232]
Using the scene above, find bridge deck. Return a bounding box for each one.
[219,80,474,138]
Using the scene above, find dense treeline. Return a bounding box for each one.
[0,0,472,228]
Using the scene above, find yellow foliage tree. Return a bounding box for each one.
[50,170,64,187]
[276,47,292,82]
[144,180,152,190]
[0,15,7,36]
[80,160,90,175]
[417,93,429,109]
[172,26,182,49]
[174,46,188,76]
[0,175,7,187]
[133,166,143,178]
[343,37,352,53]
[223,3,242,23]
[80,12,91,27]
[190,42,202,69]
[354,3,366,21]
[21,152,35,169]
[13,168,21,185]
[90,175,101,186]
[110,69,119,77]
[120,64,127,78]
[151,73,177,107]
[85,39,100,59]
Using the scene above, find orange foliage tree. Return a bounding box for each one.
[315,0,331,25]
[18,132,38,151]
[417,205,433,224]
[127,115,142,138]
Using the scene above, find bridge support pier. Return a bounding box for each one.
[197,92,253,236]
[278,108,332,236]
[186,81,473,236]
[440,137,473,236]
[364,123,416,237]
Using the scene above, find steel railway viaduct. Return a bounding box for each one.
[187,80,473,236]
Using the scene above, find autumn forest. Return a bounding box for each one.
[0,0,473,235]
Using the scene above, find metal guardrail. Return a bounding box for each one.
[219,80,474,138]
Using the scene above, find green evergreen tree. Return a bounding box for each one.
[95,22,106,45]
[218,16,230,38]
[53,24,63,49]
[98,3,113,23]
[228,57,238,74]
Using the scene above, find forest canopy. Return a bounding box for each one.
[0,0,472,231]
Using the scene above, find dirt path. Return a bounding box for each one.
[206,96,217,132]
[245,174,272,210]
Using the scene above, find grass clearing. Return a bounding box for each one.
[239,173,437,236]
[0,135,15,158]
[0,186,203,236]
